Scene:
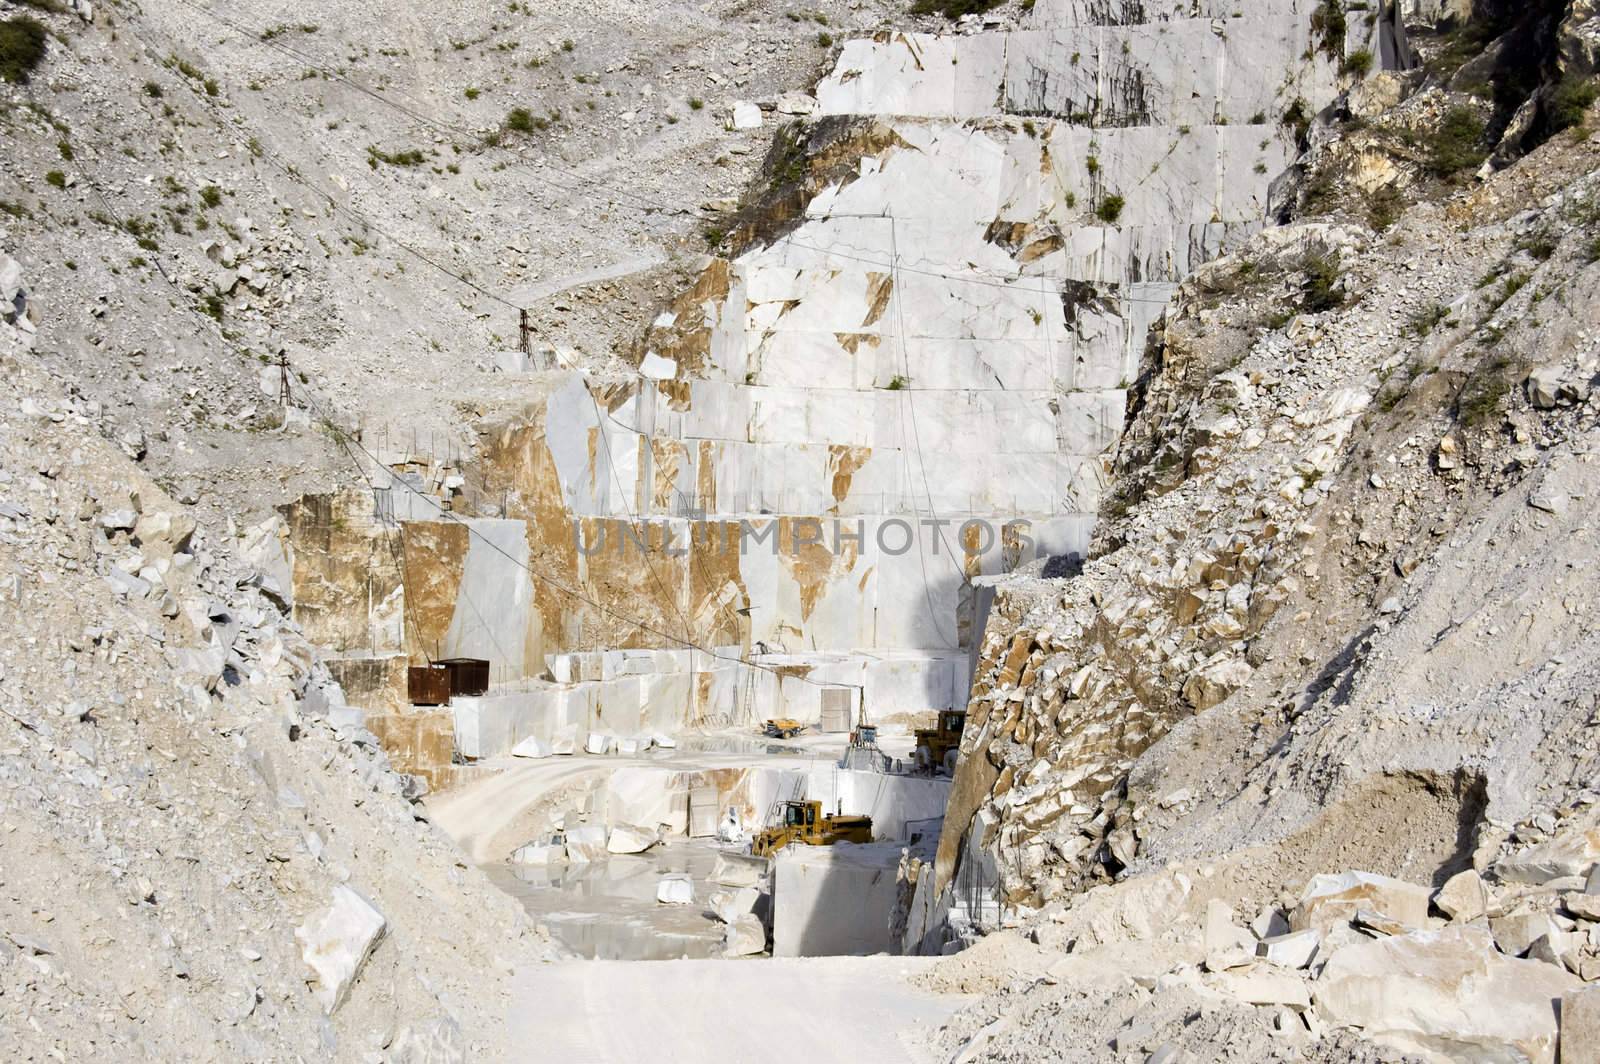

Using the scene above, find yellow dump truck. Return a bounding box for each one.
[914,709,967,775]
[764,718,804,739]
[750,800,873,857]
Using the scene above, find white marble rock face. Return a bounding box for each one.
[422,0,1388,752]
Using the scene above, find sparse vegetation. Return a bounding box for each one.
[689,97,704,111]
[1456,355,1514,426]
[366,145,427,168]
[0,16,49,84]
[1096,195,1125,224]
[1489,271,1531,312]
[199,185,223,209]
[464,86,481,100]
[1515,228,1557,261]
[885,374,910,390]
[1366,184,1404,232]
[1310,0,1346,60]
[1340,49,1372,78]
[1300,250,1342,313]
[261,23,320,41]
[1548,74,1598,134]
[1281,97,1311,144]
[1425,107,1488,177]
[505,106,538,134]
[44,169,65,188]
[1407,301,1449,337]
[910,0,1003,17]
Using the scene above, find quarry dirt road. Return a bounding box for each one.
[508,955,965,1062]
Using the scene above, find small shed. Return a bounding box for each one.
[407,664,451,706]
[437,657,490,698]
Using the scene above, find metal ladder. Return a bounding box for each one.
[740,664,755,724]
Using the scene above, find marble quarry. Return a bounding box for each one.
[543,761,951,849]
[279,0,1403,785]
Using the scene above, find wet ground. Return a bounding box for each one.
[486,837,756,960]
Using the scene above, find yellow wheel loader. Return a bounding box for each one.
[750,800,873,857]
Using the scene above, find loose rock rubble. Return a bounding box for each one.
[922,4,1600,1059]
[0,253,554,1058]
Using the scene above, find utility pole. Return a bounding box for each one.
[519,308,532,358]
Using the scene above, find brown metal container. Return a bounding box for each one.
[407,665,452,706]
[437,657,490,698]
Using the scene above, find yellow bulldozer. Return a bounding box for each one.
[750,800,873,857]
[914,709,966,776]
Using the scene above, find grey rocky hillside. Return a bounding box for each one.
[0,252,554,1057]
[0,0,907,529]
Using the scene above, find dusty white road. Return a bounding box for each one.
[507,956,964,1063]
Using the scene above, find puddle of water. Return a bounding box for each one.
[485,837,765,960]
[671,734,811,757]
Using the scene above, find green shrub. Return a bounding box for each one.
[44,169,65,188]
[1301,251,1342,313]
[1366,184,1404,231]
[1340,49,1373,77]
[199,185,223,208]
[366,145,426,167]
[1407,302,1449,336]
[1310,0,1346,60]
[1096,194,1125,223]
[0,16,49,84]
[1549,75,1598,133]
[1282,97,1311,143]
[1426,107,1488,177]
[505,106,536,133]
[1456,355,1513,426]
[1515,228,1557,260]
[910,0,1003,17]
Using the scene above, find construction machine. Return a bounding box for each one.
[750,800,873,857]
[764,718,805,739]
[914,709,966,776]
